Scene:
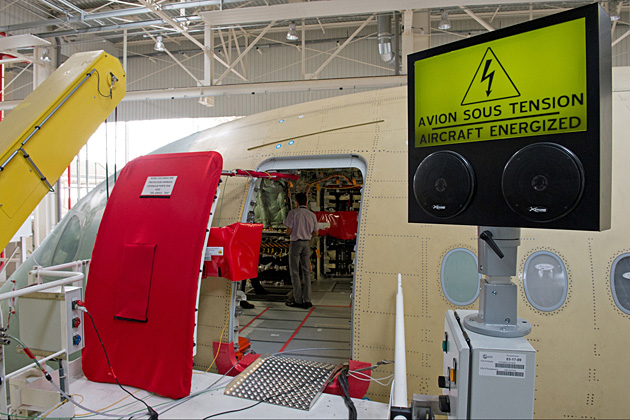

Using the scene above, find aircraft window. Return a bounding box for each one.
[441,248,480,306]
[51,215,81,266]
[523,251,567,312]
[611,254,630,315]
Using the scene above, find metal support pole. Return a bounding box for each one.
[463,227,531,338]
[123,29,128,73]
[301,19,306,80]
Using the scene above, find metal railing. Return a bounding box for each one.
[0,260,89,419]
[0,260,88,302]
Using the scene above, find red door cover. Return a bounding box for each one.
[82,152,223,399]
[204,223,263,282]
[315,211,358,240]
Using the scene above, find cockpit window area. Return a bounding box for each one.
[51,215,81,266]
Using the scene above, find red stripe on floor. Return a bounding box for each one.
[239,307,269,332]
[279,307,315,353]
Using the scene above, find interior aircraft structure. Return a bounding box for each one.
[3,73,630,417]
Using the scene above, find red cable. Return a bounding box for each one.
[24,347,35,360]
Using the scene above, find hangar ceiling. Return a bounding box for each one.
[0,0,603,43]
[0,0,626,114]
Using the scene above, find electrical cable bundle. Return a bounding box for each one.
[7,333,124,419]
[77,303,159,420]
[337,369,358,420]
[5,301,159,420]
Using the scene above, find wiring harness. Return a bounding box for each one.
[3,301,158,419]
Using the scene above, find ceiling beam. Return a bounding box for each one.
[215,21,275,84]
[312,15,374,78]
[0,34,50,51]
[36,19,180,38]
[199,0,587,26]
[26,3,585,41]
[612,1,623,33]
[230,27,247,77]
[144,30,204,86]
[0,76,408,111]
[0,0,244,33]
[460,5,495,31]
[139,0,247,82]
[613,27,630,47]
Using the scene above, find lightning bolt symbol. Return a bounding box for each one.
[481,59,494,97]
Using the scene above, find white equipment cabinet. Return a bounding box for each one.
[19,286,84,354]
[442,310,536,419]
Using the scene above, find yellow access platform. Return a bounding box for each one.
[0,51,126,250]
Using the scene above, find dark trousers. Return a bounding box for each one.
[288,240,312,304]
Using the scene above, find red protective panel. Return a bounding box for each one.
[114,244,156,322]
[315,211,358,240]
[82,152,223,399]
[212,341,260,376]
[324,360,371,399]
[204,223,263,282]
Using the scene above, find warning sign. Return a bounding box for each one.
[413,18,587,148]
[140,176,177,197]
[461,47,520,106]
[204,247,224,260]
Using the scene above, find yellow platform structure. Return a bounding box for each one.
[0,51,126,250]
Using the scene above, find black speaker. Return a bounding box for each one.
[501,143,584,223]
[413,151,475,219]
[407,4,611,231]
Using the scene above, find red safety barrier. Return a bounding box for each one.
[203,223,263,282]
[324,360,372,399]
[315,211,358,240]
[82,152,223,399]
[212,339,260,376]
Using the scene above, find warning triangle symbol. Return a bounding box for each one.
[461,47,520,106]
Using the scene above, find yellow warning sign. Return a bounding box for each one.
[413,18,587,148]
[461,47,520,106]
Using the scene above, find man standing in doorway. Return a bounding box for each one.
[284,192,318,309]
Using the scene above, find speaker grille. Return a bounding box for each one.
[413,151,476,219]
[502,143,585,223]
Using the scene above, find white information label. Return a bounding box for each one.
[478,352,526,378]
[204,247,224,260]
[141,176,177,197]
[317,222,331,230]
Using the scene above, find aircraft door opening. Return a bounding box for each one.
[236,155,366,364]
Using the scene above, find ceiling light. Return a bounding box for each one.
[286,21,298,41]
[610,0,621,21]
[40,48,51,62]
[154,35,165,52]
[438,9,451,30]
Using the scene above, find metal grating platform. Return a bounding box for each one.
[224,354,340,410]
